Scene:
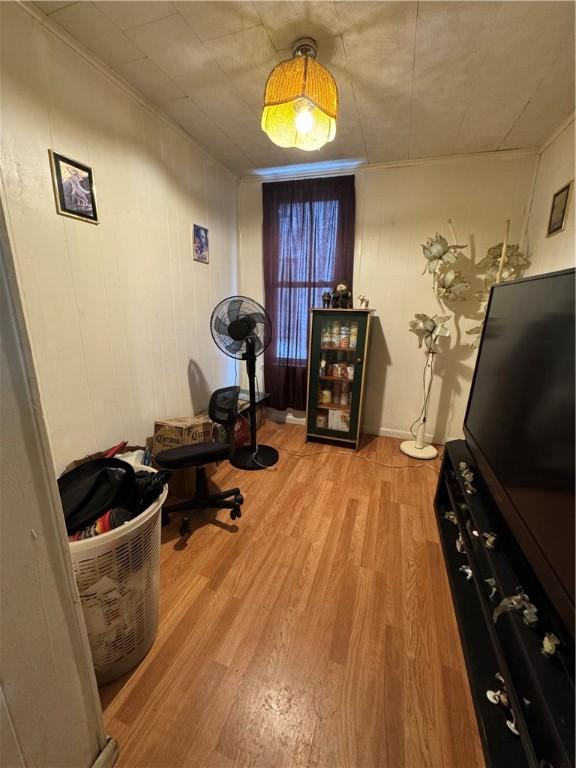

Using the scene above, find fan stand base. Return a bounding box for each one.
[399,440,438,460]
[231,444,279,471]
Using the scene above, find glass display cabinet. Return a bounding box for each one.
[306,308,374,449]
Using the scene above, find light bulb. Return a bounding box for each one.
[294,100,314,134]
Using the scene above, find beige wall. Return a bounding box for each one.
[1,3,239,473]
[239,151,537,442]
[526,117,575,275]
[1,205,106,767]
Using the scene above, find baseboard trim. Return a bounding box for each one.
[363,424,461,445]
[266,409,458,445]
[363,425,417,441]
[92,738,119,768]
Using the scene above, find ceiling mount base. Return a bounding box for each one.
[292,37,317,58]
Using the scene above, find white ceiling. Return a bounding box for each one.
[33,1,575,177]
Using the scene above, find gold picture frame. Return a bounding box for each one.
[49,150,99,224]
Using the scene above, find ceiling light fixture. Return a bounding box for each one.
[261,38,338,152]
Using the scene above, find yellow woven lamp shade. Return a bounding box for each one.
[261,46,338,151]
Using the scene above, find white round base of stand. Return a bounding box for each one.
[399,440,438,460]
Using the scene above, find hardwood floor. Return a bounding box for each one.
[100,423,485,768]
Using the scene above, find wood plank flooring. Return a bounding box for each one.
[100,423,485,768]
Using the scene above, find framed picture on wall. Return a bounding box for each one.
[49,150,98,224]
[546,181,571,237]
[193,224,209,263]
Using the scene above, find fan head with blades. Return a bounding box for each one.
[211,296,272,359]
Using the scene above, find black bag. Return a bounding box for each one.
[59,459,172,535]
[58,458,135,535]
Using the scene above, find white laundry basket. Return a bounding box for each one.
[69,466,167,684]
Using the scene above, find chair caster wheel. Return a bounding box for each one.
[230,507,242,521]
[235,494,244,506]
[179,520,190,536]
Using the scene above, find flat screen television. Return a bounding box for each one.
[464,268,575,637]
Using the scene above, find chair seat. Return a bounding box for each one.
[156,442,231,469]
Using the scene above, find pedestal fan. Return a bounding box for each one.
[211,296,279,470]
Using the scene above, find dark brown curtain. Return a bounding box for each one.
[262,175,355,411]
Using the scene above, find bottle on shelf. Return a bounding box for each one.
[331,320,340,346]
[332,382,342,404]
[321,386,332,404]
[350,322,358,350]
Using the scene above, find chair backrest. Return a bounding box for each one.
[209,386,240,445]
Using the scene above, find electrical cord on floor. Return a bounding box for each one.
[277,446,441,473]
[236,376,440,474]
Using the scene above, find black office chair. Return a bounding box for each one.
[156,386,244,535]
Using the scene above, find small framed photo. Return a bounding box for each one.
[49,150,98,224]
[546,182,571,237]
[193,224,209,263]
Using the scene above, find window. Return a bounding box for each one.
[262,175,355,411]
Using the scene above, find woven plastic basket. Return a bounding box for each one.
[69,466,167,684]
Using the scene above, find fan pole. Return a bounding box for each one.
[245,336,258,452]
[231,336,279,470]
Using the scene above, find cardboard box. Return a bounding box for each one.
[64,444,145,473]
[153,413,217,457]
[153,413,218,500]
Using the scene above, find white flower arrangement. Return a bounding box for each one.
[477,243,529,285]
[466,242,529,347]
[408,313,451,353]
[436,268,470,301]
[421,233,466,275]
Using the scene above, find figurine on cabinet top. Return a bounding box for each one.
[330,283,353,309]
[321,290,332,308]
[358,294,369,309]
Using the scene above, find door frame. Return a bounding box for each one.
[0,189,115,766]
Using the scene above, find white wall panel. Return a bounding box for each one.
[1,3,238,472]
[526,118,575,275]
[239,152,536,443]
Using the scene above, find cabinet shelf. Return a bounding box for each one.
[319,346,357,352]
[316,402,352,412]
[319,375,354,382]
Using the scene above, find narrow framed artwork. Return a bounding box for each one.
[193,224,209,263]
[49,150,98,224]
[546,181,571,237]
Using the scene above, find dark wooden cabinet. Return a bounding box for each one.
[435,441,574,768]
[305,308,373,449]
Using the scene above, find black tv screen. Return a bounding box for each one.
[464,268,575,636]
